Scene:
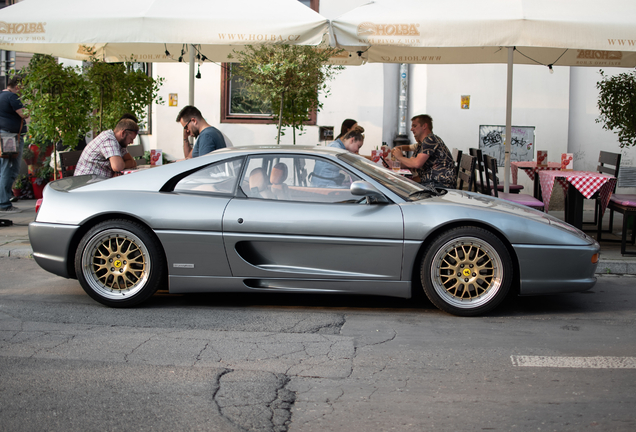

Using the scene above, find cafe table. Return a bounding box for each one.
[511,161,562,199]
[538,170,616,230]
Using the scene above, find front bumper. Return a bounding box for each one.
[513,243,600,295]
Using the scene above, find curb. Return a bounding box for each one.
[0,247,33,259]
[596,260,636,276]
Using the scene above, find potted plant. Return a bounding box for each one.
[22,142,35,165]
[31,158,54,199]
[12,174,26,198]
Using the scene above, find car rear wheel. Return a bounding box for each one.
[420,227,512,316]
[75,219,166,307]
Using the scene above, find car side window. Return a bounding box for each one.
[174,158,243,194]
[241,155,362,204]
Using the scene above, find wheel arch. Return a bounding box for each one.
[65,213,165,279]
[409,220,521,298]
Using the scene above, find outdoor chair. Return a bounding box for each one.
[595,164,636,256]
[452,148,463,183]
[456,153,475,191]
[470,148,523,194]
[583,151,621,228]
[598,195,636,256]
[59,150,83,178]
[484,154,544,211]
[469,148,486,193]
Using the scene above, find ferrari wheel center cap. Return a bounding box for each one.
[114,260,122,268]
[462,268,471,277]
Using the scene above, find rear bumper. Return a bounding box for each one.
[513,243,599,295]
[28,222,79,278]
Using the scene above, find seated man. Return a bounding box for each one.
[74,118,138,178]
[391,114,456,189]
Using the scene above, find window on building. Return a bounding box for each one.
[220,0,319,124]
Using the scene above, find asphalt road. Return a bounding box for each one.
[1,258,635,432]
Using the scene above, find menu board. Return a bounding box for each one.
[479,125,535,167]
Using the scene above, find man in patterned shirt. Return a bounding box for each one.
[74,118,139,178]
[391,114,456,189]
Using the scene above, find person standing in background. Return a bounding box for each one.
[0,75,29,213]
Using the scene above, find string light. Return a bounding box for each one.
[164,43,173,60]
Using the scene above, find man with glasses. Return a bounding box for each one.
[74,117,139,178]
[176,105,226,159]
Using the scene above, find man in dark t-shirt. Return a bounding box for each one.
[176,105,226,158]
[391,114,456,189]
[0,75,29,213]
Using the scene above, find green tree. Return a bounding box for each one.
[21,54,164,151]
[21,54,91,149]
[86,61,164,132]
[229,44,344,144]
[596,69,636,148]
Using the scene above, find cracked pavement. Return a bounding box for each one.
[2,259,636,431]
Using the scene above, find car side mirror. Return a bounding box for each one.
[350,181,389,203]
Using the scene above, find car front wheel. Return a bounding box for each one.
[420,227,513,316]
[75,219,166,307]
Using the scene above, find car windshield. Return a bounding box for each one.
[339,153,432,201]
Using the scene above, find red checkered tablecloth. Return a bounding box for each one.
[538,170,617,214]
[511,161,562,184]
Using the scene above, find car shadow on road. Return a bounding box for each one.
[144,276,635,318]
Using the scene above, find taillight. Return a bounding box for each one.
[35,198,43,214]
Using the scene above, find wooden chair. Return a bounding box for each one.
[484,154,544,211]
[452,148,463,181]
[457,153,475,191]
[595,163,635,256]
[59,150,83,178]
[471,148,523,194]
[469,148,486,193]
[584,151,621,227]
[599,195,636,255]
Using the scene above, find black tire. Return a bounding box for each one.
[420,227,513,316]
[75,219,166,307]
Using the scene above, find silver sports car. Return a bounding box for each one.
[29,146,600,316]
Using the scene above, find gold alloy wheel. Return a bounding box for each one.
[430,236,503,309]
[81,229,150,300]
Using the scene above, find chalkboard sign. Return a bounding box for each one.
[479,125,535,167]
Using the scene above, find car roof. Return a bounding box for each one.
[213,145,347,156]
[64,145,350,193]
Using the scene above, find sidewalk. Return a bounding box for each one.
[1,198,635,275]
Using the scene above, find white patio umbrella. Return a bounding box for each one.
[331,0,636,191]
[0,0,328,62]
[0,0,338,104]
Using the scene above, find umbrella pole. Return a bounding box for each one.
[189,45,195,106]
[504,47,513,194]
